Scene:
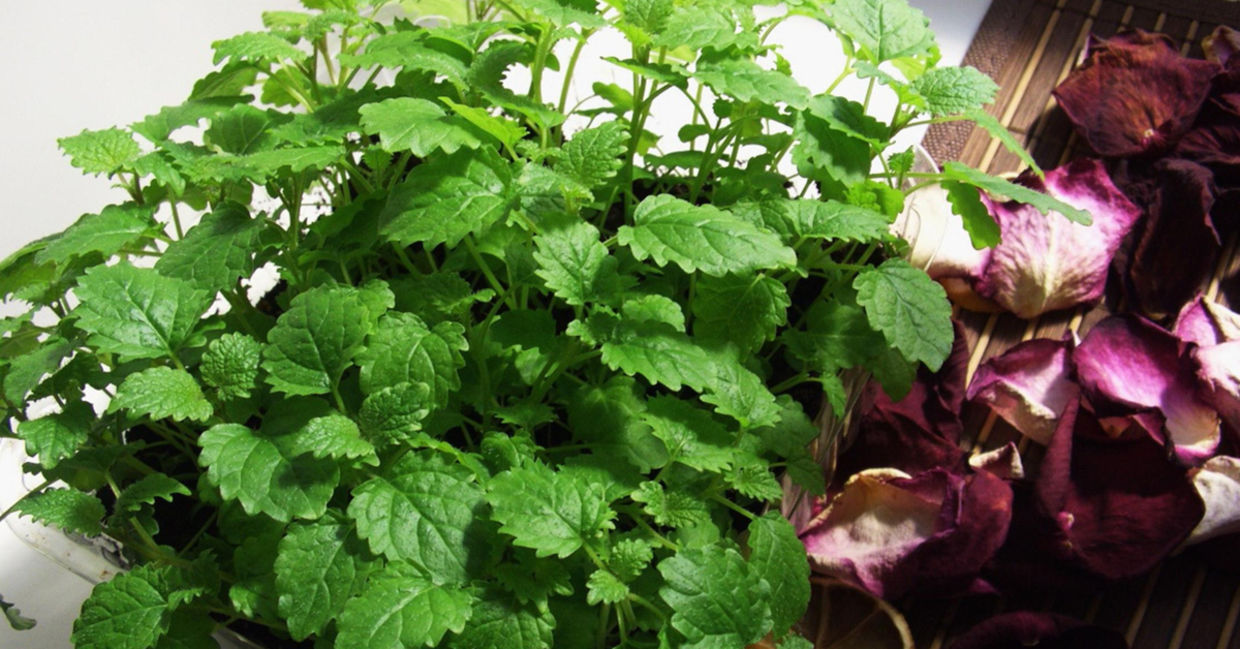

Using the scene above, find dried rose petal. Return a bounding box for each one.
[1074,315,1221,464]
[1128,159,1221,319]
[949,612,1128,649]
[1053,30,1219,157]
[974,159,1142,318]
[969,443,1026,481]
[1205,26,1240,67]
[800,468,1012,599]
[1187,455,1240,545]
[967,337,1079,445]
[1175,298,1240,429]
[1036,399,1205,579]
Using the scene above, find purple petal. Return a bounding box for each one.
[967,337,1079,445]
[1053,29,1219,157]
[1194,341,1240,431]
[949,612,1128,649]
[974,160,1142,318]
[1187,456,1240,546]
[1074,315,1222,464]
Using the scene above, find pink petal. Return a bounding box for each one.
[1194,341,1240,430]
[1187,456,1240,545]
[974,159,1142,319]
[1053,29,1219,157]
[966,337,1079,445]
[1074,315,1221,464]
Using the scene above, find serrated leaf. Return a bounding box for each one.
[154,610,216,649]
[336,562,472,649]
[212,31,304,65]
[748,513,811,637]
[441,98,527,151]
[381,149,513,249]
[621,293,685,331]
[804,95,890,146]
[3,337,75,404]
[853,258,953,371]
[275,520,377,641]
[115,474,191,514]
[567,376,668,473]
[692,274,789,352]
[830,0,936,63]
[609,538,654,581]
[746,199,890,242]
[783,299,883,372]
[653,8,737,51]
[190,63,260,100]
[557,122,628,190]
[358,382,432,445]
[1,595,36,630]
[586,570,629,605]
[359,98,482,156]
[725,453,783,501]
[199,423,340,522]
[641,396,732,473]
[342,31,469,87]
[793,109,872,190]
[467,42,565,129]
[156,203,271,291]
[533,218,619,306]
[37,204,157,265]
[943,180,1000,248]
[16,401,93,470]
[286,413,377,464]
[448,589,554,649]
[108,367,213,422]
[243,145,343,175]
[960,110,1043,178]
[72,565,179,649]
[911,65,997,116]
[623,0,672,37]
[619,195,795,276]
[941,160,1090,224]
[358,312,466,407]
[631,481,710,528]
[72,263,213,362]
[512,0,605,26]
[201,333,262,400]
[488,462,615,558]
[58,128,140,176]
[658,546,773,649]
[262,285,372,396]
[694,59,810,110]
[132,96,247,142]
[702,358,782,429]
[348,452,484,584]
[14,488,105,536]
[206,104,281,154]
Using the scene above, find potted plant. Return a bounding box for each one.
[0,0,1081,647]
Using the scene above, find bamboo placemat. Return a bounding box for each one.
[808,1,1240,647]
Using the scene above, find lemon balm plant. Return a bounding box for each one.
[0,0,1084,647]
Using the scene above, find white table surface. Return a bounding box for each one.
[0,1,991,646]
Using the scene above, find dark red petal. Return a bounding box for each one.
[1053,29,1219,157]
[1205,26,1240,67]
[949,612,1128,649]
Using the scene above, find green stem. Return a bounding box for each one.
[168,201,185,239]
[627,593,668,622]
[557,31,591,117]
[465,236,514,309]
[711,493,756,520]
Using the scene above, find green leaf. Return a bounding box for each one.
[381,149,514,249]
[783,299,883,372]
[830,0,936,63]
[488,462,616,558]
[747,199,890,242]
[803,95,890,146]
[37,204,157,265]
[532,218,619,306]
[557,122,628,190]
[359,98,482,156]
[358,382,433,445]
[586,570,629,605]
[275,520,377,641]
[3,337,75,404]
[748,513,811,638]
[653,8,738,51]
[286,413,377,464]
[115,474,191,514]
[132,96,247,142]
[441,98,528,151]
[243,145,344,176]
[201,333,263,400]
[623,0,673,38]
[853,258,954,371]
[337,562,472,649]
[793,108,871,190]
[348,452,484,584]
[701,359,782,429]
[342,31,469,87]
[621,293,685,332]
[619,195,795,276]
[447,589,554,649]
[630,481,710,528]
[726,455,783,501]
[72,263,213,362]
[911,65,997,116]
[154,610,217,649]
[190,63,260,100]
[212,31,303,64]
[1,595,36,631]
[692,274,789,352]
[72,565,179,649]
[58,128,140,176]
[609,538,654,581]
[467,42,565,129]
[357,312,467,407]
[512,0,605,26]
[694,59,810,110]
[567,376,668,473]
[206,104,281,154]
[641,396,732,473]
[16,401,93,470]
[108,367,213,422]
[944,180,1000,248]
[960,109,1043,177]
[13,488,105,536]
[262,285,372,396]
[941,160,1090,224]
[156,202,272,291]
[658,546,773,649]
[199,423,340,522]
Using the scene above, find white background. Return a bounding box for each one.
[0,1,990,646]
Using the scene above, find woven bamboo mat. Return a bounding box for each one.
[807,1,1240,647]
